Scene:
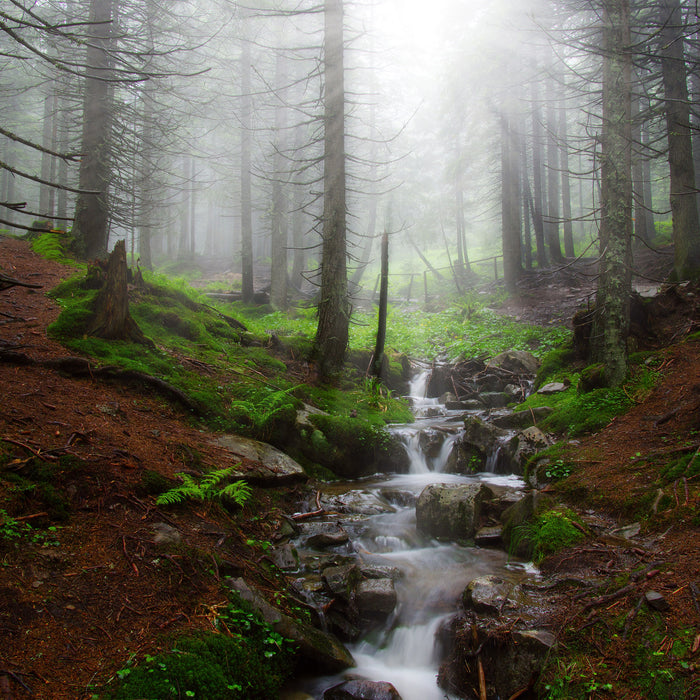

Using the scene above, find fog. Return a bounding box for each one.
[0,0,687,300]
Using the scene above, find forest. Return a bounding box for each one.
[1,0,700,699]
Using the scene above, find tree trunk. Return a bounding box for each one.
[313,0,350,378]
[531,81,549,268]
[372,230,389,379]
[559,101,575,257]
[88,239,151,345]
[659,0,700,280]
[240,28,255,302]
[501,114,523,294]
[270,52,289,310]
[592,0,633,388]
[72,0,114,260]
[546,78,564,263]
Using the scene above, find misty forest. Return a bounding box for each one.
[2,0,700,699]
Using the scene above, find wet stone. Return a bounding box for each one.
[356,578,397,616]
[323,679,402,700]
[475,526,503,548]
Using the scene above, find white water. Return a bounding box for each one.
[289,366,534,699]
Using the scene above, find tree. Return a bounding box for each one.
[313,0,350,378]
[658,0,700,280]
[72,0,115,259]
[591,0,633,387]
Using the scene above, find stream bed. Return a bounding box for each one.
[283,370,541,700]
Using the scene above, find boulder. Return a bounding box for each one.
[463,575,517,615]
[306,525,350,549]
[227,577,354,674]
[500,492,554,559]
[438,621,555,700]
[505,426,552,475]
[323,680,402,700]
[322,564,361,600]
[416,483,494,541]
[487,350,540,375]
[474,525,503,548]
[446,416,507,475]
[491,406,553,430]
[478,392,508,409]
[537,381,569,395]
[216,435,307,486]
[356,578,397,617]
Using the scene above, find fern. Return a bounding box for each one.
[156,466,251,507]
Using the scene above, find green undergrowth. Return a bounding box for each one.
[511,507,586,564]
[104,597,296,700]
[30,231,81,266]
[515,347,663,437]
[220,294,571,362]
[541,607,697,699]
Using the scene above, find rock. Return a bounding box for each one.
[439,623,555,700]
[306,525,350,549]
[359,565,402,581]
[463,575,515,615]
[474,525,503,548]
[356,578,397,617]
[440,391,457,405]
[645,590,670,612]
[500,492,554,559]
[487,350,540,375]
[296,403,329,429]
[478,391,508,408]
[475,373,508,393]
[612,522,641,539]
[491,406,553,430]
[445,399,482,411]
[506,426,552,475]
[537,382,569,395]
[322,564,360,599]
[324,490,396,516]
[152,522,181,547]
[227,577,354,674]
[216,434,307,486]
[379,488,416,507]
[269,543,299,571]
[323,679,402,700]
[416,483,494,541]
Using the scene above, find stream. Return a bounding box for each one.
[285,369,540,700]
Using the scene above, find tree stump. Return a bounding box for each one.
[88,239,152,346]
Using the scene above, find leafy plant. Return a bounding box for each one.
[156,466,251,508]
[108,600,295,699]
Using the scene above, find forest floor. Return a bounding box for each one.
[0,235,699,699]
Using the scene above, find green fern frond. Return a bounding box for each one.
[156,466,249,508]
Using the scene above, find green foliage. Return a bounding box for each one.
[543,459,575,481]
[31,231,76,264]
[516,357,662,436]
[108,601,295,699]
[228,386,300,441]
[0,510,61,548]
[516,508,586,564]
[156,467,252,508]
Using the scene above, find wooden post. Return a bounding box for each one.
[424,270,429,305]
[406,273,414,302]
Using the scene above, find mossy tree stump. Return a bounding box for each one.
[88,239,152,346]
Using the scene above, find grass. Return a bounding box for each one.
[514,351,663,437]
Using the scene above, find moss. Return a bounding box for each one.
[534,343,577,390]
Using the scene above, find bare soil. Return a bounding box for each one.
[0,235,699,699]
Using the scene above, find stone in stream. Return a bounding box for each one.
[306,525,350,549]
[474,525,503,548]
[416,483,494,541]
[356,578,397,618]
[323,679,402,700]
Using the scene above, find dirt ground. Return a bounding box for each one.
[0,235,699,699]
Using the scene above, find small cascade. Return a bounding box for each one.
[287,363,535,700]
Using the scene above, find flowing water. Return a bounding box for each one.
[288,369,537,700]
